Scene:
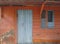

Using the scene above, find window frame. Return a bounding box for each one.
[47,10,54,29]
[41,10,46,28]
[41,10,54,29]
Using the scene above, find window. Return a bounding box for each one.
[48,11,54,28]
[48,11,53,22]
[41,10,46,28]
[41,10,46,18]
[41,10,54,28]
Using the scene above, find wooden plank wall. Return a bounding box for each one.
[0,6,60,44]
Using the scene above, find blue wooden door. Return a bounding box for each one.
[18,10,32,44]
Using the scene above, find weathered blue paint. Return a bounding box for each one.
[18,10,32,44]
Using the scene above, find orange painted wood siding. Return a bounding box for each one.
[0,6,60,44]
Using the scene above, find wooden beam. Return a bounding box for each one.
[0,1,60,5]
[40,0,48,17]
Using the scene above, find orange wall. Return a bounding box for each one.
[0,6,60,43]
[33,6,60,42]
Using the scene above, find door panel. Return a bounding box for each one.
[18,10,32,44]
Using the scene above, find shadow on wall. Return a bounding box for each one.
[0,30,15,44]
